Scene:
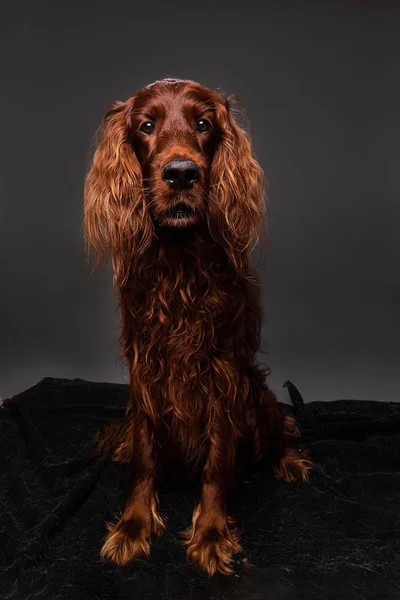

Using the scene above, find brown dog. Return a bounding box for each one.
[84,78,312,575]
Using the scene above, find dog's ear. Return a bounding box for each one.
[209,96,265,270]
[84,98,152,286]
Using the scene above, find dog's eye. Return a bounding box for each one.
[140,121,155,135]
[196,118,211,133]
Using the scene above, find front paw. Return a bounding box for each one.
[182,517,242,576]
[100,495,167,566]
[100,518,152,565]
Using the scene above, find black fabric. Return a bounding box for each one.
[1,377,400,599]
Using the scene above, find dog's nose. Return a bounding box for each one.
[161,160,200,190]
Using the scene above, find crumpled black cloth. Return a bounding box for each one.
[1,377,399,600]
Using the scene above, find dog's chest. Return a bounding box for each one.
[127,251,249,414]
[139,277,238,403]
[158,282,238,361]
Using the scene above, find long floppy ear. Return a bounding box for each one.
[84,99,153,287]
[208,96,266,271]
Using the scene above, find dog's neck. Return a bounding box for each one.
[122,222,244,296]
[154,224,203,247]
[153,222,205,248]
[149,223,235,273]
[120,222,254,297]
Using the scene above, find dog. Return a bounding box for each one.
[84,78,313,575]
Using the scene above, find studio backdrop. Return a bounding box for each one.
[1,0,399,404]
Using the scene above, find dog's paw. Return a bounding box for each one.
[100,518,152,565]
[100,496,166,566]
[273,446,314,483]
[182,517,242,576]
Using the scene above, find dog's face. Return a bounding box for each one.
[84,78,265,282]
[128,80,222,228]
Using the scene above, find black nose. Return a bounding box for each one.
[161,160,200,190]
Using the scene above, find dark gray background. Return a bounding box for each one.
[1,0,399,404]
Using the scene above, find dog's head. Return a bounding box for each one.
[84,79,265,283]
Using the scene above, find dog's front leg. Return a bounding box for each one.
[100,407,165,565]
[182,423,242,575]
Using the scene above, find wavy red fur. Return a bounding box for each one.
[84,79,313,576]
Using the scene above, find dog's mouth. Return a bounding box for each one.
[151,200,200,229]
[167,202,196,220]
